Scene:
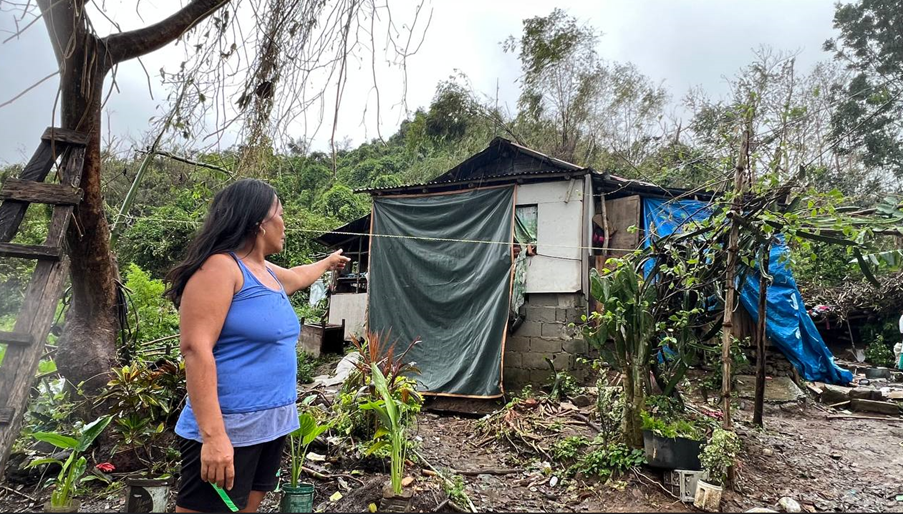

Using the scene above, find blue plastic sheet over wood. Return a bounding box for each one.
[368,187,515,397]
[642,197,852,385]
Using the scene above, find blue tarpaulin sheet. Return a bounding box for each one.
[642,197,852,385]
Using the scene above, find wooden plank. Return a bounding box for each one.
[46,148,86,247]
[0,142,58,242]
[827,414,903,422]
[0,332,33,346]
[0,256,69,477]
[0,243,61,260]
[45,206,74,249]
[595,195,640,271]
[606,195,641,255]
[0,178,83,205]
[851,399,901,415]
[41,127,89,146]
[753,243,770,428]
[59,146,86,188]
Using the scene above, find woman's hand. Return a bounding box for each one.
[326,249,351,271]
[201,434,235,490]
[268,249,352,295]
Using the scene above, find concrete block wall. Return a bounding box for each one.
[740,344,797,377]
[504,292,589,391]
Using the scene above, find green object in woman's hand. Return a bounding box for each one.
[210,482,239,512]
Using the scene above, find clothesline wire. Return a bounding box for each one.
[120,214,652,254]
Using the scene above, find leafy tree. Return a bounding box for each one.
[505,8,602,163]
[122,263,180,345]
[115,202,204,280]
[825,0,903,181]
[317,185,370,220]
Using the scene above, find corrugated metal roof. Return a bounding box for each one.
[351,137,706,199]
[357,137,589,193]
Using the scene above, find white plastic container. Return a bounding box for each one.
[693,480,723,512]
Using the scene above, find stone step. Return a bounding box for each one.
[850,399,901,416]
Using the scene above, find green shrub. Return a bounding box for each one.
[700,428,741,486]
[640,411,705,441]
[546,368,582,400]
[569,442,646,479]
[551,436,590,461]
[865,339,894,367]
[297,351,320,384]
[123,263,180,344]
[94,359,185,467]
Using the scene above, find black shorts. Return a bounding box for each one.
[176,436,286,512]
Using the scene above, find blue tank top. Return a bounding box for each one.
[175,253,301,444]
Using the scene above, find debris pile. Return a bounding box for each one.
[808,363,903,417]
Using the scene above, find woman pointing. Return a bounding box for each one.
[164,179,349,512]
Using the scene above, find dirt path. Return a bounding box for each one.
[3,401,902,512]
[727,403,903,513]
[413,412,691,513]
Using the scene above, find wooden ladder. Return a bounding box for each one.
[0,127,88,477]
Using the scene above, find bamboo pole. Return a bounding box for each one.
[110,82,189,240]
[721,128,750,430]
[600,193,611,260]
[753,242,770,427]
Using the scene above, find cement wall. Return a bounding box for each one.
[327,293,367,340]
[517,180,584,293]
[504,292,589,391]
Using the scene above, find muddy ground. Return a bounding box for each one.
[3,396,903,513]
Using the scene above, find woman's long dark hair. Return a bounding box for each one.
[164,179,277,307]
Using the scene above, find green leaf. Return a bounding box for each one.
[32,433,79,450]
[27,458,64,469]
[293,413,317,439]
[364,440,388,456]
[795,230,857,246]
[853,249,881,287]
[302,424,329,447]
[370,364,398,428]
[77,416,112,452]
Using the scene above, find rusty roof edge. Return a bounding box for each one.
[356,137,592,194]
[356,169,589,194]
[505,139,587,172]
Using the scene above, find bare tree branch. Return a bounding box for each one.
[0,70,59,108]
[102,0,228,65]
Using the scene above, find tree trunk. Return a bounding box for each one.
[47,17,120,394]
[752,243,770,427]
[621,357,646,449]
[36,0,229,394]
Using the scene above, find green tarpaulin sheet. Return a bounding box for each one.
[368,187,515,397]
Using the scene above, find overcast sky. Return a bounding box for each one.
[0,0,840,165]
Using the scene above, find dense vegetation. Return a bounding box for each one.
[0,1,901,502]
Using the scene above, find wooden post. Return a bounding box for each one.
[753,242,771,427]
[600,193,611,259]
[721,128,750,429]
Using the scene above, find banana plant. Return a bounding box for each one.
[288,412,331,487]
[359,363,407,495]
[29,415,113,508]
[583,263,658,449]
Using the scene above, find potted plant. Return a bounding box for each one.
[640,411,705,470]
[28,415,113,513]
[360,363,413,513]
[695,428,741,512]
[280,412,330,513]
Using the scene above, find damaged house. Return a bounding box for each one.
[314,137,849,398]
